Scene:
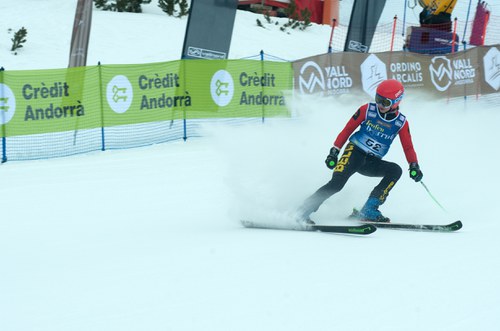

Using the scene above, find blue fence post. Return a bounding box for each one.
[182,59,188,141]
[183,117,187,141]
[1,137,5,163]
[179,56,188,141]
[260,50,265,123]
[98,62,106,151]
[0,67,6,163]
[1,136,5,163]
[183,100,187,141]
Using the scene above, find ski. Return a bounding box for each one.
[313,223,377,234]
[349,208,462,232]
[241,220,377,235]
[359,220,462,232]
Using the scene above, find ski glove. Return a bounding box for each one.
[325,147,340,170]
[409,162,423,182]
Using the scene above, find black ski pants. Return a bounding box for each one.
[301,143,403,215]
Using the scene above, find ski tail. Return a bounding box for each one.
[241,220,376,235]
[311,223,377,235]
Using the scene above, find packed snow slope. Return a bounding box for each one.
[1,1,500,331]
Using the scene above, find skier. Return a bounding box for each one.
[297,79,423,224]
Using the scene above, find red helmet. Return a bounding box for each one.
[375,79,404,110]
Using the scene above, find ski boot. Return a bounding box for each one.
[304,218,316,225]
[358,197,390,223]
[294,208,316,226]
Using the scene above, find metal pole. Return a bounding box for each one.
[420,181,447,212]
[0,67,6,163]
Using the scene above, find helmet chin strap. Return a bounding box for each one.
[377,104,398,119]
[377,104,391,113]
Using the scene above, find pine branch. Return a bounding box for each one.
[11,27,28,52]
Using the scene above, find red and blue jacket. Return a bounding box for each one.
[333,103,418,164]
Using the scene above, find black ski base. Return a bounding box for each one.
[241,220,376,235]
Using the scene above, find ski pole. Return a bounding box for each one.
[420,181,447,212]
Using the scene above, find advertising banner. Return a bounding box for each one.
[480,46,500,94]
[1,66,101,137]
[344,0,387,53]
[0,60,293,137]
[180,60,293,119]
[293,45,500,99]
[181,0,238,59]
[101,60,292,124]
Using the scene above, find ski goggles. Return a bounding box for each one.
[375,93,404,108]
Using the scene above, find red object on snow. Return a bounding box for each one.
[238,0,324,24]
[470,1,490,46]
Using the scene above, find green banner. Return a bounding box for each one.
[101,59,293,124]
[0,60,293,137]
[1,66,101,137]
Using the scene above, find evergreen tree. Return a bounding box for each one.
[264,10,272,24]
[177,0,189,17]
[299,8,312,30]
[94,0,108,9]
[158,0,175,16]
[285,0,299,21]
[158,0,189,17]
[93,0,151,13]
[11,27,27,52]
[279,0,312,33]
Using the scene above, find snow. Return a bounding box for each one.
[1,1,500,331]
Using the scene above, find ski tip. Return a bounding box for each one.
[358,224,377,234]
[240,220,252,227]
[450,220,463,231]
